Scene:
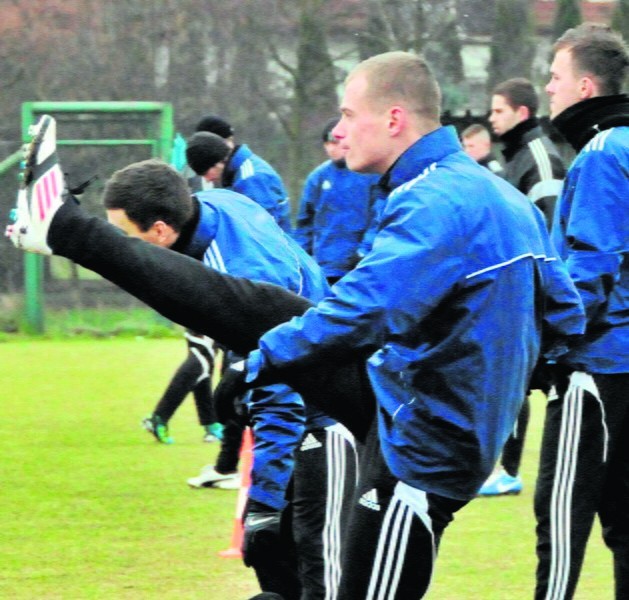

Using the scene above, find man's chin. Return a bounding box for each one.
[346,159,375,175]
[548,103,563,120]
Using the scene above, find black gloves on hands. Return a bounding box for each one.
[242,499,283,568]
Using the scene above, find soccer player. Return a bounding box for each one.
[294,117,379,285]
[479,77,567,497]
[535,24,629,599]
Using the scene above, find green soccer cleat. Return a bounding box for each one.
[141,414,174,444]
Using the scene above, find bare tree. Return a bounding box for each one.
[487,0,535,91]
[553,0,582,41]
[355,1,465,111]
[612,0,629,47]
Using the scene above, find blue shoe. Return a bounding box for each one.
[478,470,522,496]
[203,422,224,443]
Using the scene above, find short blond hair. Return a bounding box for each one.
[461,123,491,140]
[348,51,441,122]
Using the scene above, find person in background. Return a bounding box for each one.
[195,115,292,232]
[460,123,505,177]
[141,330,221,444]
[535,23,629,599]
[139,134,236,445]
[294,117,380,285]
[479,77,567,498]
[177,132,273,490]
[489,77,565,226]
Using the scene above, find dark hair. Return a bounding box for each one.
[554,23,629,95]
[492,78,539,116]
[186,132,231,175]
[195,115,234,138]
[102,159,193,232]
[321,117,340,142]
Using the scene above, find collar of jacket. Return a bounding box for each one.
[552,94,629,153]
[223,143,248,188]
[499,117,541,162]
[170,195,209,260]
[381,125,462,193]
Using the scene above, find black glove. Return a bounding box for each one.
[214,360,250,424]
[528,359,555,395]
[242,499,282,568]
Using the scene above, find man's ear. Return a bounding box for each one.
[151,220,175,243]
[388,106,405,137]
[517,105,530,122]
[579,75,597,100]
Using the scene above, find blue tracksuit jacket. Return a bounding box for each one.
[294,160,379,278]
[224,144,292,233]
[179,189,331,509]
[247,126,585,500]
[551,125,629,374]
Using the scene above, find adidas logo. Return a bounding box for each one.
[300,433,322,451]
[359,488,380,511]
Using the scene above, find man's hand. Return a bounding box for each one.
[242,500,283,568]
[214,360,249,423]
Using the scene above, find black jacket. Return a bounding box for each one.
[500,118,566,228]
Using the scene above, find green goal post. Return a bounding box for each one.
[19,101,174,333]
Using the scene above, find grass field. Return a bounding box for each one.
[0,338,614,599]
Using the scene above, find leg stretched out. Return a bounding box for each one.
[5,114,374,440]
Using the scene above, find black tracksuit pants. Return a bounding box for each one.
[535,368,629,599]
[501,397,530,477]
[255,424,359,600]
[154,331,216,426]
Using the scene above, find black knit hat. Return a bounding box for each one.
[321,117,340,142]
[195,115,235,139]
[185,132,230,175]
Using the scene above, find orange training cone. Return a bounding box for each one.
[218,427,254,558]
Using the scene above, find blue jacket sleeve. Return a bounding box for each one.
[246,384,306,511]
[251,184,465,373]
[553,148,629,324]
